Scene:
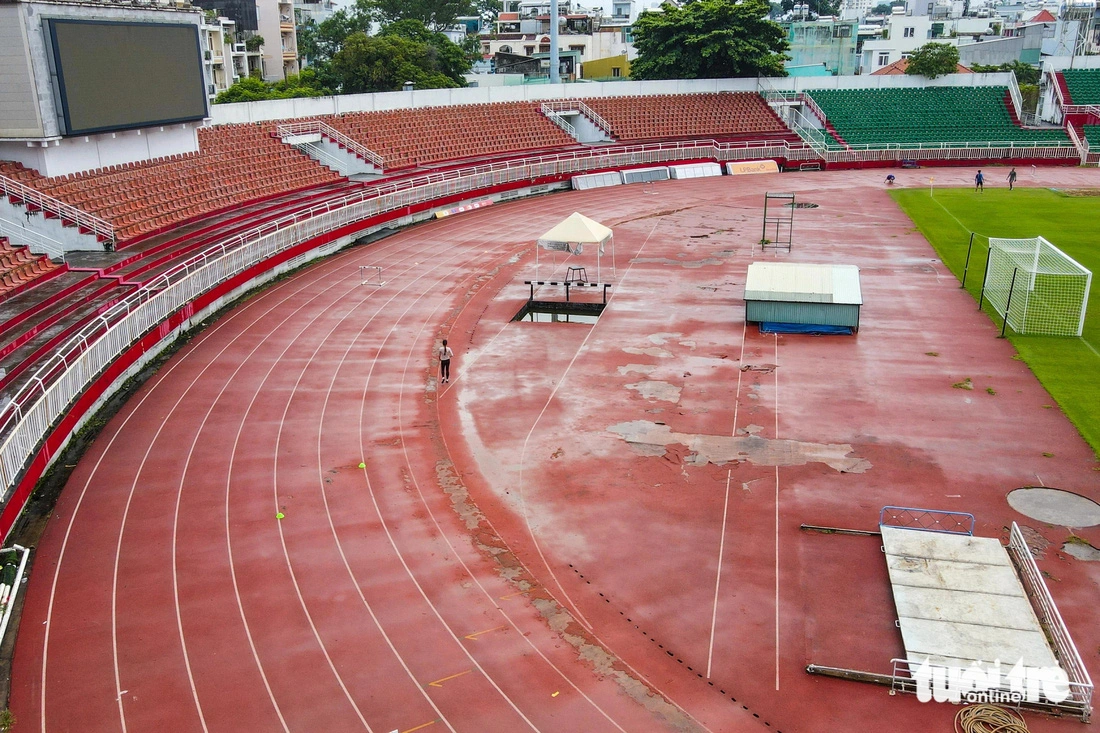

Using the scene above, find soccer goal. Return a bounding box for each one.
[981,237,1092,337]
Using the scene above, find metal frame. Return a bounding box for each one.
[761,192,795,252]
[878,505,975,535]
[1006,521,1094,721]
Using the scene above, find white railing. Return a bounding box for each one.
[0,127,1079,509]
[541,100,614,138]
[0,137,819,502]
[1065,121,1089,164]
[0,216,67,262]
[0,174,115,246]
[275,120,384,169]
[297,141,356,176]
[799,92,829,129]
[1006,521,1093,721]
[1007,74,1024,122]
[539,102,578,138]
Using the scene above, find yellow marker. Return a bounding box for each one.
[275,512,285,520]
[401,721,437,733]
[358,462,366,469]
[464,625,506,641]
[551,691,560,698]
[427,670,471,688]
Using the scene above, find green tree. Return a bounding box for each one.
[367,0,473,31]
[214,72,330,103]
[870,0,904,13]
[969,60,1040,86]
[631,0,789,80]
[381,19,472,84]
[904,42,960,78]
[332,31,465,93]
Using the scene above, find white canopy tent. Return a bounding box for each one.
[536,212,615,281]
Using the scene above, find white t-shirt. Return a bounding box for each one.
[439,345,454,361]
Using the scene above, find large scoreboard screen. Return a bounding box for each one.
[46,19,208,136]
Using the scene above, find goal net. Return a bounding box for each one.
[984,237,1091,336]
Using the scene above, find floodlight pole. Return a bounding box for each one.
[550,0,560,84]
[1000,268,1019,338]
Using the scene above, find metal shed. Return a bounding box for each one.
[744,262,862,332]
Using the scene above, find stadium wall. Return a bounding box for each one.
[209,73,1019,127]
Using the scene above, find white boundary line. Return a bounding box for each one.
[706,469,732,679]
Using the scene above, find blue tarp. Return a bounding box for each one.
[759,322,854,335]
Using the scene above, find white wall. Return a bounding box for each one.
[208,78,763,125]
[0,123,200,177]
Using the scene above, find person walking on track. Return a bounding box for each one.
[438,339,454,383]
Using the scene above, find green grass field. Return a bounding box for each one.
[891,186,1100,457]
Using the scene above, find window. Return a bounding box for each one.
[569,44,585,52]
[833,25,852,38]
[525,45,535,54]
[500,44,512,53]
[611,66,621,77]
[904,26,915,37]
[878,52,889,66]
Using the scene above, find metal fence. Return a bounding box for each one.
[0,139,813,505]
[1006,521,1093,721]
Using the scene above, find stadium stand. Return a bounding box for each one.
[1060,69,1100,105]
[2,123,343,247]
[804,86,1071,148]
[581,92,790,141]
[0,237,62,298]
[1083,124,1100,150]
[325,102,577,170]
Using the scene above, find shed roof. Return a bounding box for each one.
[744,262,862,305]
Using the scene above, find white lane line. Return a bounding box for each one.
[347,244,542,730]
[40,265,320,733]
[730,317,749,437]
[706,470,732,680]
[395,253,631,728]
[773,333,780,693]
[227,237,468,728]
[514,219,664,634]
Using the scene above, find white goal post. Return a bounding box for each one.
[982,237,1091,337]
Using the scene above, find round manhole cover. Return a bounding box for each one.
[1007,487,1100,527]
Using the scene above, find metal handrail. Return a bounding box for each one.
[541,99,614,137]
[0,137,816,487]
[1007,73,1024,121]
[0,128,1082,508]
[0,174,115,246]
[539,102,578,138]
[0,216,66,262]
[275,120,384,169]
[1065,121,1089,164]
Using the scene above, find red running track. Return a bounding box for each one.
[10,168,1100,732]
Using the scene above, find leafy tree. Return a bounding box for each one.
[904,42,960,78]
[474,0,501,24]
[631,0,789,80]
[367,0,473,31]
[870,0,904,13]
[332,31,465,93]
[380,19,472,84]
[214,72,331,103]
[781,0,839,18]
[969,60,1040,86]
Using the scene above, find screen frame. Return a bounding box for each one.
[46,17,210,136]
